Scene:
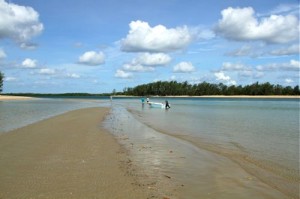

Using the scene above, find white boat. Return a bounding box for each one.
[148,102,165,109]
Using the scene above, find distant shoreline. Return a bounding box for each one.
[1,94,299,101]
[113,95,300,99]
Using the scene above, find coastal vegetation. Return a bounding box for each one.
[1,77,299,97]
[122,81,300,96]
[0,71,3,93]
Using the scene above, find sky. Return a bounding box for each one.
[0,0,299,93]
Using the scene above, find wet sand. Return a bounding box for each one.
[0,107,152,198]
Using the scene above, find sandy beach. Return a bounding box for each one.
[0,107,153,198]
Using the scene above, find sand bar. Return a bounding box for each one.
[0,107,151,198]
[0,95,35,101]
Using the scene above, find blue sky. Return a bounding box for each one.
[0,0,299,93]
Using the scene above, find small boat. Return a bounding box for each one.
[148,102,165,109]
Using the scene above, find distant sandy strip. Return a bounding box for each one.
[0,95,35,100]
[0,107,152,198]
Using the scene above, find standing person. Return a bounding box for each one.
[146,97,150,103]
[141,97,145,104]
[165,100,171,109]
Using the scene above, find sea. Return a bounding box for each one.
[0,97,299,198]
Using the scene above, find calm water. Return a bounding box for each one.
[0,98,109,133]
[107,97,300,198]
[0,97,299,198]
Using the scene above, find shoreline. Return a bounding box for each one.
[1,94,299,100]
[113,95,300,99]
[0,107,154,198]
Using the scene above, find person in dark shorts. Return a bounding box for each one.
[165,100,171,109]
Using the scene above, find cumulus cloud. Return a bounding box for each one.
[0,48,6,59]
[22,58,37,68]
[121,53,171,72]
[215,7,299,44]
[214,71,236,85]
[173,62,196,73]
[0,0,44,43]
[78,51,105,66]
[114,69,133,79]
[121,20,194,52]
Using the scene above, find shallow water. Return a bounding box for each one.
[0,98,109,133]
[107,97,299,198]
[1,97,299,198]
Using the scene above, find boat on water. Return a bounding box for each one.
[148,101,165,109]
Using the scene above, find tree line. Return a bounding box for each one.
[122,81,300,96]
[0,72,3,93]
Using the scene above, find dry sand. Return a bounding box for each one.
[0,107,153,199]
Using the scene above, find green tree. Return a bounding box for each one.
[0,71,4,93]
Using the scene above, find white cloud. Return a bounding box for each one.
[39,68,56,75]
[122,63,154,72]
[0,48,6,59]
[173,62,196,73]
[221,62,250,71]
[78,51,105,66]
[225,45,253,57]
[256,59,300,71]
[121,53,171,72]
[22,58,37,68]
[4,76,17,82]
[261,4,300,16]
[114,69,133,79]
[215,7,299,44]
[20,42,38,50]
[0,0,43,43]
[66,73,80,79]
[285,78,294,84]
[121,20,194,52]
[270,44,299,56]
[214,71,236,85]
[135,53,171,66]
